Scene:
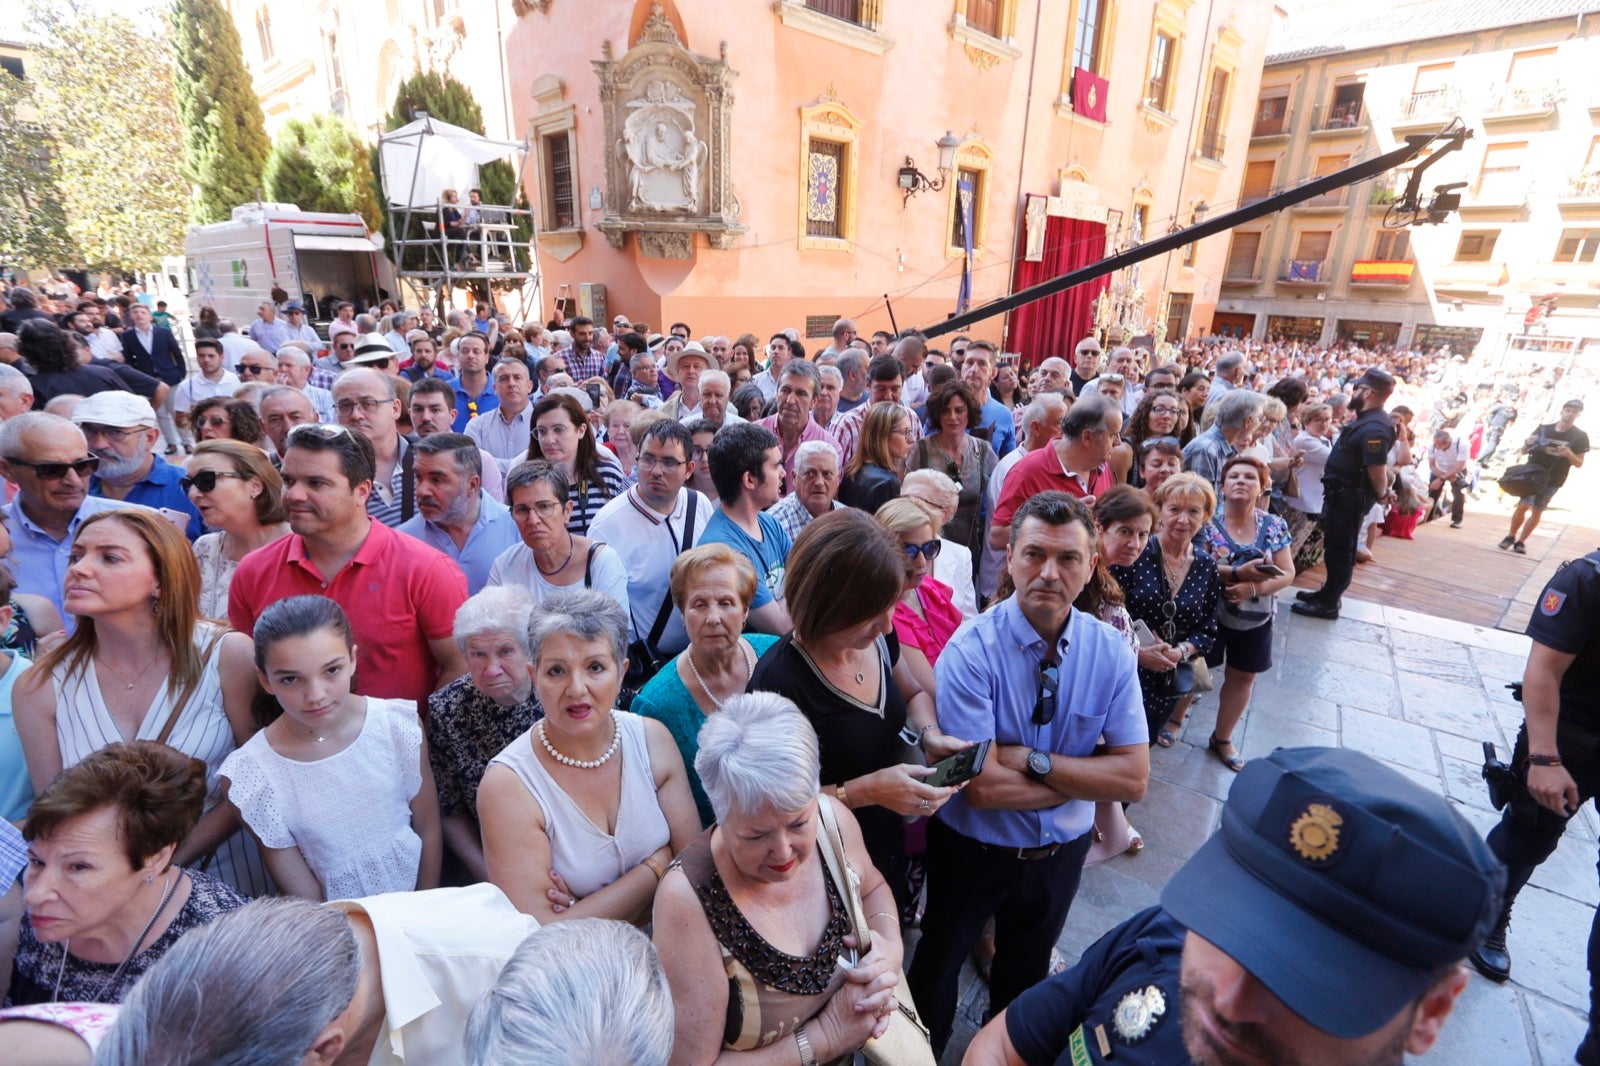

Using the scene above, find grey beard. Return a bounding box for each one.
[93,448,147,481]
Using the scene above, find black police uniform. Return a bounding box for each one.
[1481,550,1600,1063]
[1004,906,1187,1065]
[1308,406,1395,609]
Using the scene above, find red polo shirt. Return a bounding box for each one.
[992,445,1114,531]
[228,519,468,708]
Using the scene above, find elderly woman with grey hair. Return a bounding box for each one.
[478,589,698,924]
[94,887,538,1066]
[653,693,906,1066]
[428,586,545,882]
[465,918,673,1066]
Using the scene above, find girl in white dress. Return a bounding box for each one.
[222,596,442,901]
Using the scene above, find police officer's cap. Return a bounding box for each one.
[1161,747,1504,1039]
[1351,367,1395,394]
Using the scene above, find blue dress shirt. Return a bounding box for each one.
[452,376,499,432]
[934,597,1144,848]
[397,492,520,594]
[91,458,202,540]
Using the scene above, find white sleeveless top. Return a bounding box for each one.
[488,710,669,899]
[53,623,271,897]
[221,697,424,900]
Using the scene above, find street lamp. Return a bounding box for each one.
[898,131,963,206]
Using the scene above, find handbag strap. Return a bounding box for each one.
[582,542,601,588]
[155,628,227,747]
[814,797,872,955]
[643,492,698,656]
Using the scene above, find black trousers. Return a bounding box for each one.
[1312,482,1365,607]
[905,818,1092,1054]
[1429,474,1467,523]
[1485,724,1600,1062]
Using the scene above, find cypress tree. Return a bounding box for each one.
[170,0,271,224]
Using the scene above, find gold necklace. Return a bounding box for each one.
[96,654,160,691]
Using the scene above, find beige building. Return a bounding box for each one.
[1218,0,1600,362]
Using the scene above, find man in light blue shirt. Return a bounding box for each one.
[906,490,1147,1056]
[398,434,519,594]
[248,301,290,354]
[956,340,1018,457]
[0,412,154,620]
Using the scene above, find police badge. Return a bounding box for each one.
[1111,984,1167,1044]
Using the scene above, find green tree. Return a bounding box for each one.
[263,114,380,229]
[27,1,188,273]
[170,0,272,224]
[0,69,80,269]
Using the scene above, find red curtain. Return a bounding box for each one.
[1005,215,1109,368]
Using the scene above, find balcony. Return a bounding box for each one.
[1557,170,1600,218]
[1195,129,1227,162]
[1432,261,1508,291]
[1291,189,1349,212]
[1482,82,1563,128]
[804,0,881,26]
[1536,260,1600,289]
[1251,110,1291,139]
[1310,101,1366,135]
[776,0,892,54]
[1278,258,1333,286]
[1462,171,1530,218]
[1390,88,1461,133]
[1221,260,1262,285]
[1349,260,1416,288]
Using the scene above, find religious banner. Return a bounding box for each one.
[1287,259,1323,282]
[1073,67,1109,122]
[807,150,839,223]
[956,173,975,315]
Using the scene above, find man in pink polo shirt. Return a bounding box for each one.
[989,394,1121,553]
[754,359,842,493]
[228,423,468,710]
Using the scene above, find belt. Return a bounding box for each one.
[976,840,1063,861]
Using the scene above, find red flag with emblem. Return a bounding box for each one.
[1074,67,1108,122]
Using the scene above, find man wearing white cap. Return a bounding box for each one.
[72,391,202,539]
[345,333,401,377]
[658,340,712,421]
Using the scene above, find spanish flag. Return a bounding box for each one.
[1351,260,1415,283]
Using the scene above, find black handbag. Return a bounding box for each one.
[1497,463,1548,498]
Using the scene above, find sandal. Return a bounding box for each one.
[1157,716,1186,747]
[1125,828,1145,855]
[1208,734,1246,773]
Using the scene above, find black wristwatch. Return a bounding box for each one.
[1026,749,1052,780]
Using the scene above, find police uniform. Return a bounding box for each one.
[1004,907,1186,1065]
[1307,397,1395,611]
[1476,550,1600,1064]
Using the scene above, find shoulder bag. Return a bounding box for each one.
[814,799,935,1066]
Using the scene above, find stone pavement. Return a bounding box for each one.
[936,589,1595,1065]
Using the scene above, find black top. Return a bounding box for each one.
[1324,407,1396,492]
[1005,906,1186,1065]
[426,674,543,820]
[837,463,901,515]
[1525,423,1590,490]
[94,358,166,401]
[1070,370,1097,395]
[27,363,132,409]
[749,633,909,895]
[1526,551,1600,758]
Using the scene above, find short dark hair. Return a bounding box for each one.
[1267,375,1310,410]
[459,331,491,351]
[568,316,595,330]
[191,397,265,446]
[707,422,779,504]
[684,417,720,438]
[925,364,958,392]
[639,417,694,459]
[286,423,376,488]
[410,376,456,410]
[671,321,692,335]
[925,380,980,429]
[25,741,207,869]
[193,337,222,355]
[867,354,903,383]
[17,319,76,374]
[871,330,893,343]
[619,332,650,356]
[414,431,482,479]
[1010,489,1096,546]
[1061,394,1117,441]
[786,509,904,645]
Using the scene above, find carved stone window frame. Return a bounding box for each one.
[528,74,582,260]
[774,1,894,56]
[798,98,862,252]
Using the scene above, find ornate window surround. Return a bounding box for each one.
[945,137,995,259]
[774,1,894,56]
[798,97,862,251]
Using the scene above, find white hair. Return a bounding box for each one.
[700,369,730,392]
[696,693,821,822]
[793,439,839,473]
[817,365,843,387]
[464,919,673,1066]
[527,589,629,668]
[1020,394,1068,447]
[275,347,311,368]
[453,586,536,654]
[0,362,32,397]
[902,467,960,512]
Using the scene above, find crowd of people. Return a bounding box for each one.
[0,277,1584,1063]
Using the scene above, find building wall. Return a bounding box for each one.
[504,0,1269,350]
[1220,15,1600,361]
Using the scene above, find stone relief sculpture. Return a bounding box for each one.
[621,81,708,212]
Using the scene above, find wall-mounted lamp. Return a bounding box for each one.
[897,131,963,205]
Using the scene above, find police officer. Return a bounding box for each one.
[1291,368,1397,621]
[964,747,1503,1066]
[1470,548,1600,1065]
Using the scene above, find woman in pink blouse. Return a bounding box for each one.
[874,499,966,697]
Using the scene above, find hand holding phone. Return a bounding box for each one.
[1253,562,1286,578]
[923,739,992,788]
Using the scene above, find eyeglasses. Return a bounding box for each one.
[1160,599,1178,645]
[636,454,686,473]
[1149,404,1184,416]
[287,423,353,444]
[510,500,565,520]
[180,470,249,493]
[334,398,391,416]
[238,364,271,375]
[4,455,99,480]
[78,423,143,443]
[1140,435,1180,452]
[334,342,356,352]
[1033,661,1060,726]
[194,415,232,429]
[901,539,942,561]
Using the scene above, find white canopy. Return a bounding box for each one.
[378,116,527,209]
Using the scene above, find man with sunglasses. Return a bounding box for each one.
[906,490,1147,1057]
[72,391,201,539]
[0,411,156,616]
[313,332,361,387]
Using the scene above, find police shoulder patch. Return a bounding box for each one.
[1365,437,1385,452]
[1542,590,1567,616]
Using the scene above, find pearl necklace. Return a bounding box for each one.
[537,717,619,769]
[685,639,754,711]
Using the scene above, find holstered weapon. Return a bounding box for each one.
[1483,739,1544,825]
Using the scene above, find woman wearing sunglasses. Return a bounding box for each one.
[1107,472,1222,749]
[185,441,290,620]
[873,499,963,700]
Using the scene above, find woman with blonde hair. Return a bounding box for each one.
[14,510,269,896]
[185,440,290,619]
[838,402,912,514]
[900,468,980,617]
[873,498,963,699]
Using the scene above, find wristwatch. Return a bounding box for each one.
[1026,749,1052,780]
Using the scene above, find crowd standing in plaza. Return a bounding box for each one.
[0,276,1590,1064]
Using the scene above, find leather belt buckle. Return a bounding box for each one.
[1015,843,1061,861]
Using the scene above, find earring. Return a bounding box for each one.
[146,874,154,884]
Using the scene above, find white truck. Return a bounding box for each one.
[183,203,394,328]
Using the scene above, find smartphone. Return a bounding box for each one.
[1253,563,1286,577]
[1131,618,1158,648]
[924,740,992,788]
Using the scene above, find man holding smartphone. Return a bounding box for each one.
[1469,548,1600,1065]
[907,491,1147,1057]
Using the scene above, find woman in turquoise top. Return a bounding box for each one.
[0,566,38,822]
[631,544,777,826]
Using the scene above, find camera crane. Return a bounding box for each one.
[909,123,1472,342]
